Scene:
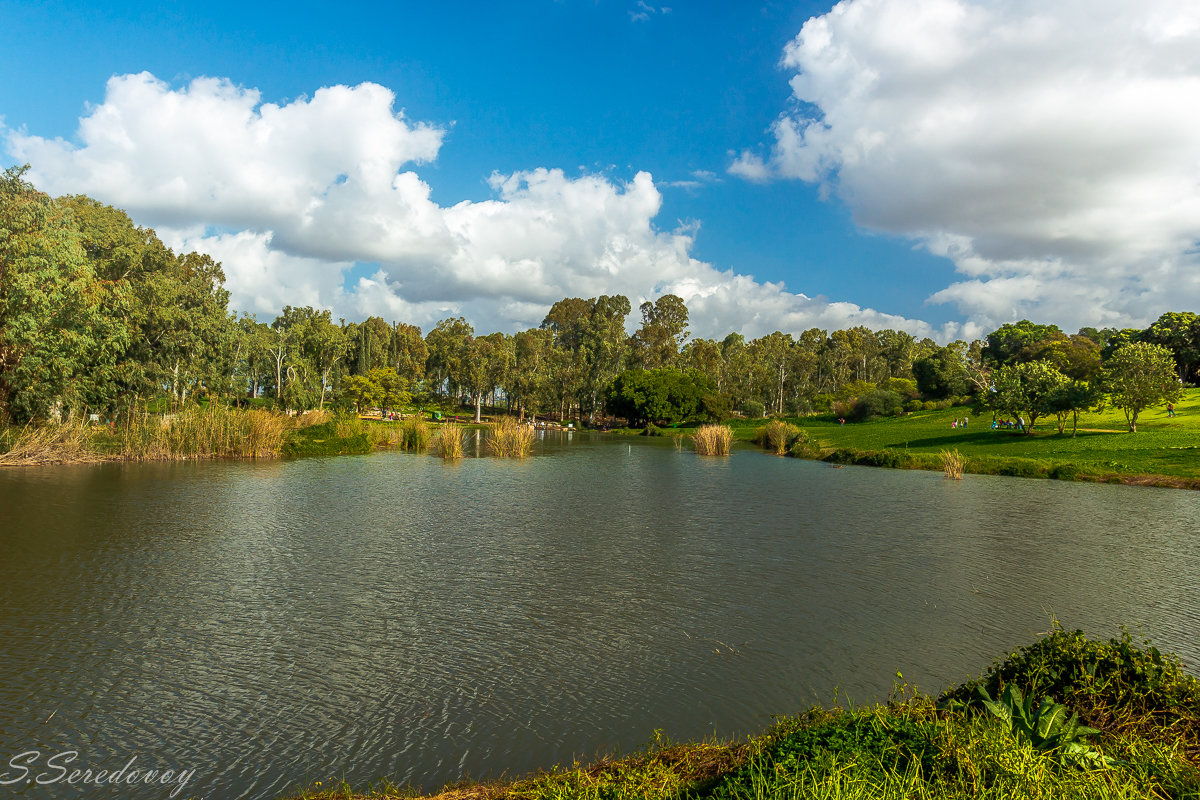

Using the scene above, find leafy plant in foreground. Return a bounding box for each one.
[976,683,1119,767]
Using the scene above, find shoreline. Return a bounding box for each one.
[279,628,1200,800]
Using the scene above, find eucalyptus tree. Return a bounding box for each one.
[510,328,555,419]
[542,295,631,423]
[425,317,474,401]
[629,293,689,370]
[389,322,428,390]
[748,331,794,415]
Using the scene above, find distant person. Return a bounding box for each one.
[1168,402,1176,417]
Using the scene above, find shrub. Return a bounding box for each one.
[940,626,1200,756]
[642,423,664,437]
[700,393,733,423]
[739,400,766,419]
[853,389,905,421]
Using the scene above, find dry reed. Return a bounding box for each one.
[433,423,465,459]
[941,448,966,479]
[486,417,536,458]
[754,419,800,455]
[693,424,734,456]
[118,405,287,461]
[0,420,99,466]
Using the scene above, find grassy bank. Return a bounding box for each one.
[735,387,1200,488]
[281,627,1200,800]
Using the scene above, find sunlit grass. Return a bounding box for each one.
[693,424,733,455]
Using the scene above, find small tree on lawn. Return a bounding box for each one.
[1102,342,1182,432]
[988,360,1069,434]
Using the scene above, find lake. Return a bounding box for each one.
[1,434,1198,799]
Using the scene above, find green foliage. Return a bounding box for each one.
[1102,342,1183,432]
[739,400,766,419]
[913,347,971,399]
[941,626,1200,756]
[699,392,733,423]
[852,388,905,421]
[606,367,714,426]
[975,684,1115,767]
[986,360,1071,433]
[282,419,372,457]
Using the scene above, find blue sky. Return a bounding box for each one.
[3,0,1199,341]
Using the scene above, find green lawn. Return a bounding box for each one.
[732,389,1200,482]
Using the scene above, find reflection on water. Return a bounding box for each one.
[1,435,1198,799]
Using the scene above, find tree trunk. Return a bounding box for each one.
[474,395,482,423]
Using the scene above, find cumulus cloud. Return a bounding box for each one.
[739,0,1200,332]
[6,71,951,339]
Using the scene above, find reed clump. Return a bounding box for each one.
[119,405,287,460]
[433,423,465,459]
[486,417,535,458]
[693,424,733,456]
[0,420,99,466]
[754,419,801,455]
[400,418,431,451]
[941,448,966,479]
[295,409,333,429]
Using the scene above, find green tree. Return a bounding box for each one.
[0,167,106,422]
[629,293,689,369]
[913,345,970,399]
[605,368,713,426]
[1102,342,1182,432]
[1141,312,1200,385]
[425,317,474,400]
[987,360,1070,434]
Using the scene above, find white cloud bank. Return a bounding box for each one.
[6,71,954,339]
[736,0,1200,333]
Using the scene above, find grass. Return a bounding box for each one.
[737,388,1200,488]
[281,627,1200,800]
[487,417,536,458]
[941,449,965,480]
[433,423,465,459]
[693,424,734,456]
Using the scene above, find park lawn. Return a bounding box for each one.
[753,388,1200,481]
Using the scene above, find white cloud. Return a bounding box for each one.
[6,71,955,340]
[742,0,1200,332]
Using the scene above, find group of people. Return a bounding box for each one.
[991,417,1025,431]
[951,416,969,429]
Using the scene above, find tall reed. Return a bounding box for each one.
[941,448,966,479]
[486,417,535,458]
[433,423,465,459]
[400,418,431,451]
[755,419,801,455]
[693,424,734,456]
[118,405,287,461]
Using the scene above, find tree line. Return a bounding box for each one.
[2,165,1192,431]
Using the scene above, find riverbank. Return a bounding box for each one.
[718,387,1200,489]
[282,628,1200,800]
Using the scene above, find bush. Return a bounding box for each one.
[700,393,733,423]
[939,626,1200,754]
[739,400,766,419]
[642,423,664,437]
[852,389,905,421]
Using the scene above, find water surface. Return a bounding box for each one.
[1,435,1197,798]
